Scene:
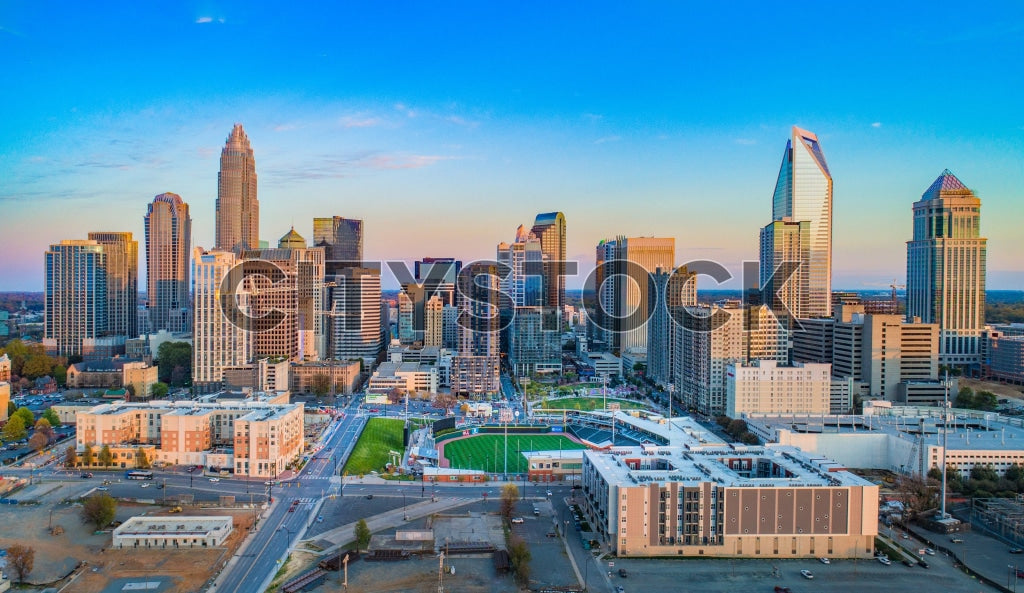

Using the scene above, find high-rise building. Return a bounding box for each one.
[907,170,987,366]
[145,193,192,333]
[327,267,382,366]
[647,266,697,387]
[588,239,620,351]
[192,248,252,393]
[619,237,675,353]
[88,232,138,339]
[44,240,107,357]
[770,126,832,318]
[453,262,500,395]
[424,295,443,347]
[759,218,810,326]
[442,304,459,350]
[215,124,258,252]
[531,212,566,310]
[241,228,326,362]
[510,306,562,377]
[314,217,363,275]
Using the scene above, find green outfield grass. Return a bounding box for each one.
[539,397,647,412]
[343,418,405,475]
[442,434,587,474]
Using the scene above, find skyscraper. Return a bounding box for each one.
[328,267,383,366]
[618,236,675,353]
[44,240,107,357]
[531,212,567,310]
[215,124,258,252]
[192,248,252,393]
[907,170,987,366]
[87,232,139,339]
[314,216,363,275]
[453,262,500,395]
[759,218,810,325]
[145,192,192,333]
[769,126,832,318]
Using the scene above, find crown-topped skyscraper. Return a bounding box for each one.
[215,124,258,251]
[906,169,987,366]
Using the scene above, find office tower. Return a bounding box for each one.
[531,212,567,310]
[647,266,697,387]
[215,123,258,251]
[497,226,547,362]
[452,262,500,395]
[770,126,832,318]
[424,295,443,347]
[442,304,459,349]
[588,239,620,351]
[759,218,810,326]
[619,237,675,353]
[907,169,987,366]
[145,192,192,333]
[43,240,107,357]
[510,307,563,376]
[415,257,461,306]
[328,267,382,366]
[88,232,138,339]
[677,302,787,417]
[192,248,252,393]
[241,228,326,361]
[314,216,363,275]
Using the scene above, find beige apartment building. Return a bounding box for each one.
[582,445,877,558]
[75,397,303,477]
[726,361,832,418]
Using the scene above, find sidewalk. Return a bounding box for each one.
[308,496,478,555]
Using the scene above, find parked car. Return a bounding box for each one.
[209,477,220,482]
[80,472,93,478]
[800,569,814,579]
[1011,548,1023,554]
[878,556,892,565]
[902,559,915,567]
[924,548,935,555]
[96,486,108,491]
[818,557,830,564]
[618,568,628,578]
[918,560,930,569]
[511,517,525,524]
[366,494,374,500]
[774,587,793,593]
[950,536,964,543]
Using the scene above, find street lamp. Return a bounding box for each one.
[279,526,293,549]
[401,489,408,521]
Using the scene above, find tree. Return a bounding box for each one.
[169,365,189,387]
[431,393,457,414]
[895,474,940,521]
[386,388,403,405]
[135,448,151,469]
[157,341,192,386]
[500,483,520,522]
[53,364,67,386]
[81,493,117,530]
[34,418,55,442]
[354,518,371,552]
[955,387,975,409]
[2,414,26,442]
[21,354,55,380]
[14,406,35,426]
[6,400,15,417]
[65,445,78,468]
[310,373,331,397]
[508,535,531,584]
[150,382,169,399]
[28,431,48,452]
[42,407,61,427]
[82,444,94,467]
[98,444,113,468]
[726,419,747,438]
[975,391,998,411]
[6,543,34,584]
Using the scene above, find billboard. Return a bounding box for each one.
[365,394,389,404]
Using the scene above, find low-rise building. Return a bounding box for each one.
[112,516,233,549]
[586,352,622,379]
[289,360,361,395]
[726,361,832,418]
[368,361,438,396]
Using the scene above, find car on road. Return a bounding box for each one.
[140,483,150,488]
[546,490,553,497]
[618,568,627,578]
[209,477,220,482]
[902,559,915,567]
[265,481,273,485]
[924,548,935,555]
[818,557,830,564]
[878,556,891,565]
[950,536,964,543]
[156,483,164,489]
[800,569,814,579]
[1011,547,1023,554]
[917,560,929,569]
[614,587,624,593]
[774,587,792,593]
[366,494,374,500]
[80,472,93,478]
[316,516,324,523]
[511,517,524,524]
[96,486,108,491]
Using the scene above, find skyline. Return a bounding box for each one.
[2,3,1023,291]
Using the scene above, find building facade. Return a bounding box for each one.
[192,248,253,393]
[907,170,987,366]
[726,360,832,417]
[770,126,832,319]
[327,267,382,366]
[87,232,139,339]
[759,218,810,326]
[215,123,259,251]
[44,240,107,357]
[314,216,363,275]
[453,262,500,395]
[145,193,192,333]
[530,211,567,310]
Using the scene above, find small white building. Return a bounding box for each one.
[112,516,233,549]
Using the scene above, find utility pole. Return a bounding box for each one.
[941,370,950,520]
[437,552,445,593]
[343,552,349,591]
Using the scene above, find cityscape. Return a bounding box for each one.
[1,4,1023,593]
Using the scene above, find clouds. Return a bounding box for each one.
[871,122,882,128]
[195,16,225,24]
[594,135,621,145]
[339,115,383,129]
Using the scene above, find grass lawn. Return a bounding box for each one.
[443,434,587,474]
[343,418,405,476]
[539,397,647,412]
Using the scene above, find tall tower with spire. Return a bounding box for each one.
[907,169,987,366]
[216,124,258,251]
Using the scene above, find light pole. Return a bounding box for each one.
[401,489,408,521]
[279,526,292,549]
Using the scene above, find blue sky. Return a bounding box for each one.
[1,2,1022,291]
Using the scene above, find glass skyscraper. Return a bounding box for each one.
[769,126,832,319]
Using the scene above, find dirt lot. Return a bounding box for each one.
[961,378,1024,400]
[0,480,254,592]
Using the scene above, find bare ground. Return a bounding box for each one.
[961,378,1024,400]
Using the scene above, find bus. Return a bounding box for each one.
[125,470,154,480]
